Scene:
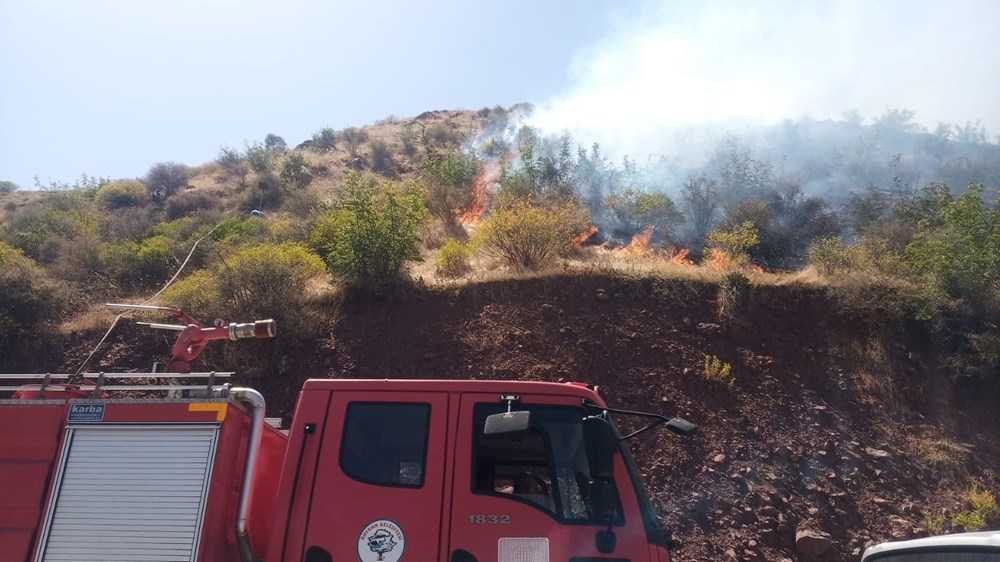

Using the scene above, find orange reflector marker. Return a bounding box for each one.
[188,402,228,422]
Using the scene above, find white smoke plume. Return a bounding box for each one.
[528,0,1000,163]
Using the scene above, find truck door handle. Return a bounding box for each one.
[305,545,332,562]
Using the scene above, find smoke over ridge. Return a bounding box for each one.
[528,0,1000,163]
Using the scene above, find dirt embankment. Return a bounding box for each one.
[55,274,1000,561]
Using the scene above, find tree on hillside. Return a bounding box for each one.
[341,127,369,158]
[216,147,250,189]
[0,180,19,193]
[422,150,480,226]
[311,127,337,152]
[145,162,191,197]
[605,187,684,237]
[264,133,287,153]
[681,174,720,246]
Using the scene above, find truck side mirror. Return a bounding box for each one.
[583,416,617,480]
[484,410,531,436]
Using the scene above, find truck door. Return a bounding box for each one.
[448,394,651,562]
[302,392,450,562]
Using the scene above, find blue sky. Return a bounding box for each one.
[2,0,998,189]
[0,0,620,188]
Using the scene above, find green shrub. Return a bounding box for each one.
[106,235,177,288]
[280,152,311,189]
[264,133,287,153]
[706,221,759,269]
[313,173,429,290]
[0,180,19,193]
[95,179,147,209]
[806,237,854,276]
[311,127,337,152]
[422,150,481,224]
[703,354,735,387]
[473,198,590,270]
[952,485,998,531]
[0,243,67,365]
[605,187,684,235]
[436,239,471,277]
[161,242,325,337]
[216,146,250,188]
[905,183,999,303]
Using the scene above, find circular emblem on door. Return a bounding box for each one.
[357,519,406,562]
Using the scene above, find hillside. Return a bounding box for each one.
[41,274,1000,562]
[3,105,1000,561]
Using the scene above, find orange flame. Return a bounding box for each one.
[622,226,654,255]
[573,225,599,246]
[668,246,694,266]
[454,160,500,224]
[703,247,734,270]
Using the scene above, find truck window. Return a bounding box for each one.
[340,402,430,487]
[471,404,622,523]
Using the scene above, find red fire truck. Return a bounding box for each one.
[0,308,695,562]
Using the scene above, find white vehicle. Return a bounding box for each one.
[862,531,1000,561]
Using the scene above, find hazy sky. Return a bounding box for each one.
[2,0,998,189]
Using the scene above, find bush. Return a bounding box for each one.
[422,150,481,224]
[0,243,67,365]
[264,133,287,153]
[312,173,429,290]
[0,180,20,193]
[706,221,759,269]
[245,142,275,174]
[341,127,369,158]
[806,237,853,276]
[95,179,147,209]
[216,146,249,188]
[161,243,325,337]
[436,239,471,277]
[702,354,735,387]
[905,183,999,303]
[718,271,751,321]
[605,187,684,236]
[369,139,395,175]
[166,190,220,220]
[952,485,998,531]
[145,162,191,197]
[472,198,590,270]
[105,235,177,288]
[280,152,311,189]
[311,127,337,152]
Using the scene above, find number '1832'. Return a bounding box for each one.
[468,514,511,524]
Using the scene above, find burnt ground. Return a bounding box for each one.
[52,274,1000,561]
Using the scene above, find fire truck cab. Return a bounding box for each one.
[269,379,681,562]
[1,374,693,562]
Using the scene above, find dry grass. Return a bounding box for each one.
[911,437,973,481]
[61,305,118,335]
[839,338,905,410]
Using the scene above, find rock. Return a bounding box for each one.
[724,548,738,560]
[889,515,913,539]
[760,506,780,518]
[865,447,891,459]
[713,453,727,463]
[796,527,834,556]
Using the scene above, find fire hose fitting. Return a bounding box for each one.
[228,319,277,340]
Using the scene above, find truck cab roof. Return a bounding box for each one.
[301,378,605,401]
